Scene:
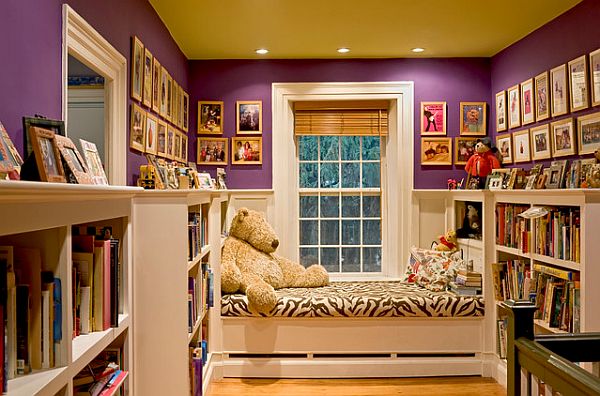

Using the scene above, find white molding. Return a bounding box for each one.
[62,5,127,185]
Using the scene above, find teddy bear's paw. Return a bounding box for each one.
[221,264,242,293]
[303,264,330,287]
[246,283,277,314]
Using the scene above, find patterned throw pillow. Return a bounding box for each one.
[403,246,465,291]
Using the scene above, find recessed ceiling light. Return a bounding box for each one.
[411,47,425,53]
[255,48,269,55]
[337,47,350,54]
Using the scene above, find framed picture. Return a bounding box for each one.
[566,159,581,189]
[496,133,513,164]
[536,170,548,189]
[181,132,188,163]
[157,120,168,157]
[182,92,189,132]
[130,36,144,102]
[495,91,507,132]
[420,137,452,165]
[420,101,446,135]
[551,118,577,158]
[173,81,180,128]
[534,71,550,121]
[177,85,183,129]
[22,116,66,157]
[166,126,175,160]
[145,153,165,189]
[173,130,182,162]
[198,101,224,134]
[520,78,535,125]
[231,137,262,164]
[459,102,486,136]
[550,64,569,117]
[507,85,521,129]
[487,173,504,190]
[591,48,600,107]
[0,126,15,175]
[512,130,531,163]
[568,55,589,112]
[197,137,228,165]
[454,137,477,165]
[577,112,600,155]
[166,72,173,122]
[130,103,146,152]
[29,127,66,183]
[80,139,108,185]
[530,124,552,160]
[145,112,158,155]
[525,175,537,190]
[159,66,168,118]
[54,135,92,184]
[0,121,24,174]
[142,48,153,107]
[581,158,597,186]
[152,57,161,113]
[547,161,567,189]
[236,101,262,134]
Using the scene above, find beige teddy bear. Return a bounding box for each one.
[435,230,459,253]
[221,208,329,314]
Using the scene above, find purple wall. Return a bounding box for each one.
[189,58,491,189]
[0,0,188,185]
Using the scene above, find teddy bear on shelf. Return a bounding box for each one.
[435,230,459,253]
[464,137,501,189]
[221,208,329,314]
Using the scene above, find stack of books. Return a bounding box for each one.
[450,270,482,295]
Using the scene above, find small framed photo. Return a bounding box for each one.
[145,112,158,155]
[157,120,168,158]
[182,91,190,132]
[80,139,108,185]
[591,48,600,107]
[173,130,182,162]
[54,135,92,184]
[166,73,173,122]
[180,131,188,163]
[525,175,537,190]
[454,137,477,165]
[459,102,486,136]
[22,116,66,157]
[0,121,24,174]
[159,66,168,118]
[496,133,513,164]
[536,170,548,189]
[152,57,161,113]
[29,127,66,183]
[130,36,144,102]
[520,78,535,125]
[551,118,577,158]
[507,85,521,129]
[420,137,452,165]
[486,173,504,190]
[236,101,262,134]
[0,125,15,175]
[534,71,550,121]
[495,91,507,132]
[198,101,224,134]
[547,161,566,189]
[231,137,262,164]
[130,103,146,152]
[550,64,569,117]
[420,101,446,135]
[142,47,153,107]
[530,124,552,160]
[512,130,531,163]
[197,137,228,165]
[577,112,600,155]
[568,55,589,112]
[173,82,181,128]
[166,126,175,160]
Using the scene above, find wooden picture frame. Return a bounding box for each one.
[495,91,507,132]
[22,116,66,157]
[525,175,537,190]
[236,100,262,135]
[130,103,146,152]
[551,118,577,158]
[568,55,589,112]
[507,85,521,129]
[231,137,262,164]
[157,119,168,158]
[534,71,550,122]
[166,72,173,122]
[142,47,153,107]
[486,173,504,190]
[152,57,161,113]
[547,161,566,189]
[536,171,548,189]
[420,101,446,135]
[198,101,224,134]
[173,81,180,128]
[512,129,531,163]
[459,102,486,136]
[550,64,569,117]
[80,139,108,185]
[145,112,158,155]
[165,126,175,160]
[54,134,92,184]
[0,125,15,175]
[530,124,552,160]
[173,130,182,162]
[520,78,535,125]
[577,112,600,155]
[29,127,66,183]
[590,48,600,107]
[420,137,452,165]
[454,137,477,165]
[197,137,228,165]
[176,84,183,129]
[130,36,144,102]
[496,133,513,164]
[182,91,190,132]
[181,132,188,163]
[159,66,168,118]
[0,121,23,174]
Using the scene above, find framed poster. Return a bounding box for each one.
[507,85,521,129]
[182,91,190,132]
[512,129,531,163]
[142,47,153,107]
[197,137,228,165]
[459,102,486,136]
[152,57,161,113]
[159,66,168,118]
[495,91,507,132]
[550,64,569,117]
[145,112,158,155]
[496,133,513,164]
[568,55,589,112]
[130,36,144,102]
[236,101,262,135]
[166,125,175,160]
[420,101,446,135]
[590,48,600,107]
[198,101,224,134]
[157,119,168,158]
[420,137,452,165]
[530,124,552,160]
[129,103,146,152]
[231,137,262,164]
[166,72,173,122]
[551,118,576,157]
[577,112,600,155]
[454,137,477,165]
[520,78,535,125]
[534,71,550,122]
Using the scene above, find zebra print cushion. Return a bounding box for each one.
[221,281,484,318]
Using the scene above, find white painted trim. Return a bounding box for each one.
[271,82,414,276]
[62,5,127,185]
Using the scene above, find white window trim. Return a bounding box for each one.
[272,82,414,279]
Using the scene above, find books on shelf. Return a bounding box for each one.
[450,270,482,296]
[491,259,534,302]
[532,207,580,263]
[497,317,507,359]
[496,203,530,252]
[73,348,126,396]
[188,209,209,261]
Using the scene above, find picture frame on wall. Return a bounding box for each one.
[198,101,224,134]
[80,139,108,185]
[550,64,569,117]
[420,101,446,135]
[507,85,521,129]
[231,136,262,164]
[551,118,577,158]
[236,100,262,135]
[182,92,190,132]
[173,129,181,162]
[166,72,173,122]
[495,91,507,132]
[181,132,188,163]
[197,137,228,165]
[520,78,535,125]
[166,125,175,160]
[152,57,161,113]
[157,119,167,158]
[459,102,486,136]
[577,112,600,155]
[530,124,552,160]
[534,71,550,122]
[54,134,92,185]
[454,137,477,165]
[420,137,452,165]
[590,48,600,107]
[568,55,589,112]
[496,133,513,164]
[145,112,158,155]
[29,127,66,183]
[130,36,144,102]
[512,129,531,163]
[129,103,146,153]
[159,66,168,118]
[142,47,153,108]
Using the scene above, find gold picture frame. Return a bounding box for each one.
[495,91,507,132]
[459,102,486,136]
[512,129,531,163]
[54,134,92,184]
[236,100,262,135]
[182,91,190,132]
[198,101,224,135]
[577,112,600,155]
[130,103,146,152]
[551,118,577,158]
[152,57,161,113]
[568,55,589,112]
[142,47,153,108]
[130,36,144,102]
[420,101,446,135]
[507,85,521,129]
[530,124,552,160]
[159,65,168,118]
[454,137,477,165]
[534,71,550,122]
[181,132,188,163]
[157,119,168,158]
[29,127,66,183]
[550,64,569,117]
[80,139,108,185]
[231,137,262,164]
[520,78,535,125]
[590,48,600,107]
[145,112,158,155]
[166,125,175,160]
[197,137,228,165]
[496,133,513,165]
[420,137,452,165]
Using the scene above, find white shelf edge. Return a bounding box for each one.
[530,253,581,272]
[495,244,528,257]
[457,238,483,249]
[7,366,70,396]
[188,318,202,344]
[188,246,210,272]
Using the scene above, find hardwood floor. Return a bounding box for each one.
[208,377,505,395]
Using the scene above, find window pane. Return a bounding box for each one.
[342,195,360,217]
[362,195,381,217]
[320,136,339,161]
[362,220,381,244]
[320,195,339,218]
[341,136,360,160]
[320,163,339,188]
[321,247,340,272]
[300,247,318,268]
[298,136,318,161]
[299,163,318,188]
[341,163,360,188]
[362,163,380,188]
[320,220,339,245]
[341,247,361,272]
[300,220,318,245]
[300,195,318,218]
[363,247,382,272]
[341,220,360,245]
[362,136,380,160]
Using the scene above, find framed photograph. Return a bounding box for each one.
[157,120,167,157]
[173,130,182,162]
[525,175,537,190]
[173,81,180,128]
[487,173,504,190]
[166,126,175,160]
[145,153,164,189]
[577,112,600,155]
[512,130,531,163]
[459,102,486,136]
[145,112,158,155]
[420,137,452,165]
[54,134,92,184]
[507,85,521,129]
[454,137,477,165]
[159,66,168,118]
[236,101,262,134]
[197,137,228,165]
[566,159,581,189]
[534,71,550,121]
[0,126,15,175]
[420,101,446,135]
[536,171,548,189]
[130,36,144,102]
[550,64,569,117]
[495,91,507,132]
[182,91,189,132]
[547,161,567,189]
[177,85,183,129]
[568,55,589,112]
[520,78,535,125]
[0,121,24,174]
[166,73,173,122]
[551,118,577,157]
[130,103,146,152]
[581,158,597,187]
[591,48,600,107]
[198,101,224,134]
[496,133,513,164]
[231,137,262,164]
[22,116,65,157]
[181,132,188,163]
[530,124,552,160]
[80,139,108,185]
[152,57,161,113]
[29,127,66,183]
[142,48,153,108]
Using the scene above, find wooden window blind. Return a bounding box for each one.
[294,100,389,136]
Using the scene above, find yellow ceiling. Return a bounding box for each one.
[149,0,582,59]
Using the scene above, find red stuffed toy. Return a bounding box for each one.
[465,138,501,182]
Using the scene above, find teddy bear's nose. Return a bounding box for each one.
[272,239,279,249]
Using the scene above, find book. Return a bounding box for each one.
[80,287,91,335]
[42,271,55,368]
[109,239,120,327]
[497,318,507,359]
[16,284,30,375]
[97,370,128,396]
[42,289,50,369]
[73,252,94,332]
[94,240,111,331]
[52,277,62,364]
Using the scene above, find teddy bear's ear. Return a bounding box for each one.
[236,208,249,222]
